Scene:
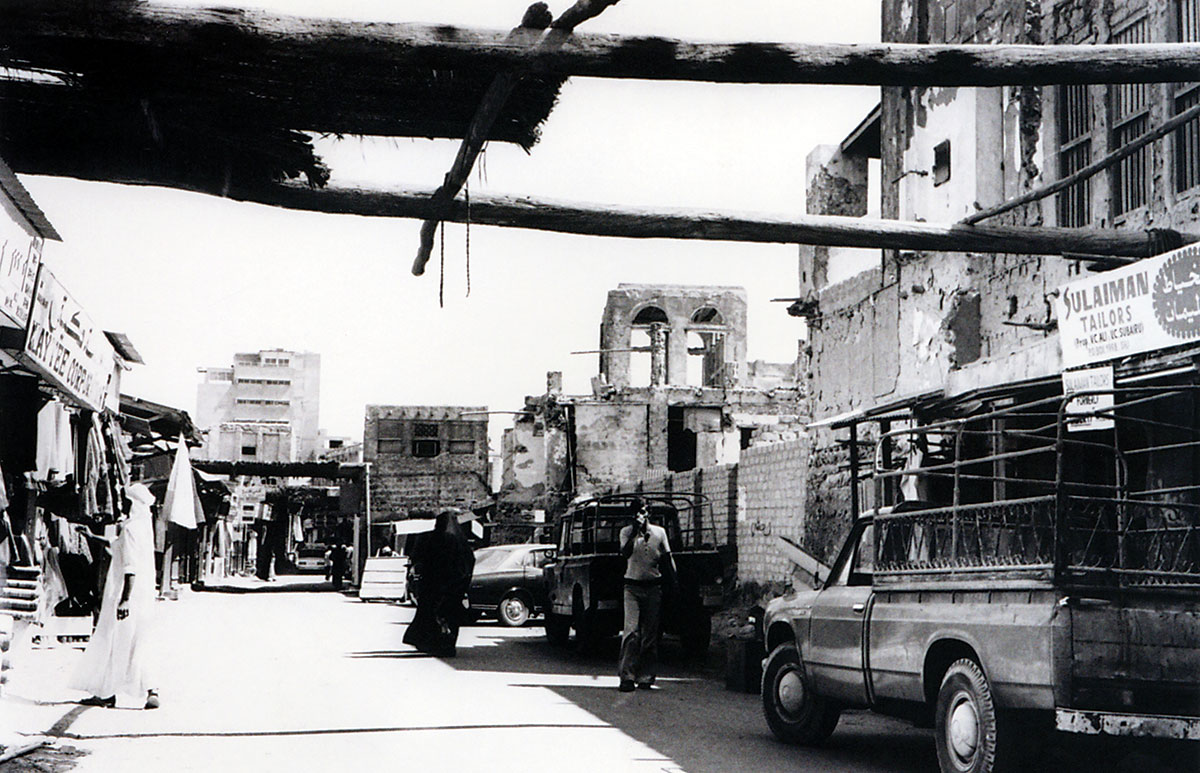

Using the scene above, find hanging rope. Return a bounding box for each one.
[465,182,471,298]
[439,221,445,308]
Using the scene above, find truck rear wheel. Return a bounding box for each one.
[545,613,571,646]
[679,612,712,659]
[761,642,840,745]
[935,658,999,773]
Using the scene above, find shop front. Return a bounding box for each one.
[0,159,142,683]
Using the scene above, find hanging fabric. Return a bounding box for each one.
[35,400,74,482]
[79,414,108,521]
[162,436,198,530]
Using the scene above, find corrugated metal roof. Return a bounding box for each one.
[0,155,60,240]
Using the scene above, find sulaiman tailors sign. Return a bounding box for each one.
[22,265,115,412]
[1056,243,1200,368]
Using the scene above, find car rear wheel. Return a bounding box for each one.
[762,642,840,745]
[498,594,531,627]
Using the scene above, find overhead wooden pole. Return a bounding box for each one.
[412,0,624,276]
[207,180,1191,259]
[4,3,1198,91]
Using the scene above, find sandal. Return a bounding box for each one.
[80,695,116,708]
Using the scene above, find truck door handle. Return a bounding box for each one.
[852,603,866,614]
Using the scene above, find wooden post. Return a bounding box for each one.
[412,1,624,276]
[849,423,860,521]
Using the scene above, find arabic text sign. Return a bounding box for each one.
[1057,244,1200,368]
[0,204,42,328]
[1063,365,1114,432]
[23,266,116,412]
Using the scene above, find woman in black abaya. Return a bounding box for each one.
[403,510,475,657]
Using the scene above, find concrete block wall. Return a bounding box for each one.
[613,438,810,588]
[616,465,737,549]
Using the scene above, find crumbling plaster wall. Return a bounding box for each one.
[500,422,545,502]
[572,401,650,495]
[798,0,1200,562]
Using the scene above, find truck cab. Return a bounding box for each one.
[543,492,725,655]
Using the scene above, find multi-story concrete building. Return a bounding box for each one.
[196,349,322,462]
[792,0,1200,559]
[363,406,491,519]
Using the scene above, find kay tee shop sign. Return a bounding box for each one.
[1057,243,1200,368]
[22,265,115,412]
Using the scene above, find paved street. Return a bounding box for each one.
[3,581,937,773]
[3,582,1192,773]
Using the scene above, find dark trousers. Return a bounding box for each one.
[618,583,662,685]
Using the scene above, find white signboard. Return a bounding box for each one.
[22,266,116,412]
[0,205,42,328]
[1062,365,1114,432]
[1057,243,1200,368]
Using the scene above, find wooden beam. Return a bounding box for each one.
[4,2,1199,90]
[413,0,623,276]
[212,180,1190,259]
[965,101,1200,225]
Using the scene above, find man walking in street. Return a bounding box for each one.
[617,498,676,692]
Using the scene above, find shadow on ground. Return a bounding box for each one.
[358,614,1197,773]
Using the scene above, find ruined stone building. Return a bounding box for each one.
[364,406,491,519]
[500,284,802,518]
[794,0,1200,560]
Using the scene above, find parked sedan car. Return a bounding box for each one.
[468,544,556,626]
[293,545,329,572]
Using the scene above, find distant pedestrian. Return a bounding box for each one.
[328,542,349,591]
[403,510,475,657]
[617,499,676,692]
[70,483,160,710]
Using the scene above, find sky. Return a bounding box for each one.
[18,0,881,451]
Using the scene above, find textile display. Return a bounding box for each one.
[35,400,74,481]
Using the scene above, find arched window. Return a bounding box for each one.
[633,306,669,325]
[630,305,668,386]
[687,307,727,387]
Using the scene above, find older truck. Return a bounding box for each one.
[761,383,1200,773]
[543,492,726,655]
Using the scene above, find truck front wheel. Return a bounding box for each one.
[761,642,840,745]
[935,658,999,773]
